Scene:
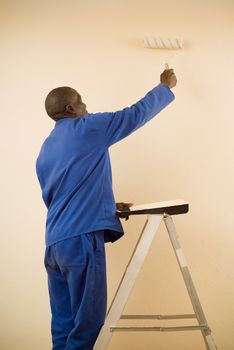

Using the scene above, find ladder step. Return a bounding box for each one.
[121,314,196,320]
[110,325,209,332]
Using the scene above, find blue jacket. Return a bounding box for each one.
[36,83,175,246]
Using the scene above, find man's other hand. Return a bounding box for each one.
[116,202,133,211]
[160,68,177,89]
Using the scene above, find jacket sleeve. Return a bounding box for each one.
[86,83,175,148]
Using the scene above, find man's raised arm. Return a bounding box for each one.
[87,68,177,148]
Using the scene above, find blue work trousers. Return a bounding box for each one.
[44,230,107,350]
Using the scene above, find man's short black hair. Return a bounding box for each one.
[45,86,80,121]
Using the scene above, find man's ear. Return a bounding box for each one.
[64,104,75,114]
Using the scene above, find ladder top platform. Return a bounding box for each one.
[117,199,189,218]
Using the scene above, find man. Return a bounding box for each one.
[35,68,177,350]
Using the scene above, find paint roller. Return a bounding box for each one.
[143,37,184,70]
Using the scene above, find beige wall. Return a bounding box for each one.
[1,0,234,349]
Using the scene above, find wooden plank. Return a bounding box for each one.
[117,199,189,218]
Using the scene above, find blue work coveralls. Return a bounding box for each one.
[35,83,175,349]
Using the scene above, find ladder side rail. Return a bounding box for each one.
[163,214,217,350]
[94,214,163,350]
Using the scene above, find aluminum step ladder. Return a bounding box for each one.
[94,200,217,350]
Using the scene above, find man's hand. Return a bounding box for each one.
[160,68,177,89]
[116,202,133,211]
